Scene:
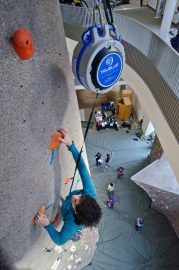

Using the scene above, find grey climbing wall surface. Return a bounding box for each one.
[0,0,85,269]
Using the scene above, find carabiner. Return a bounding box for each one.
[93,4,104,29]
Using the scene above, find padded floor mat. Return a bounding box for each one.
[84,129,179,270]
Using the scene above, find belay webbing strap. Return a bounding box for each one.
[69,93,98,193]
[102,0,114,28]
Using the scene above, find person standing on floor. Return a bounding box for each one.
[129,113,134,124]
[171,28,179,53]
[105,153,110,168]
[138,117,144,129]
[140,0,143,7]
[95,152,102,166]
[136,217,144,232]
[110,103,116,116]
[34,129,102,245]
[107,183,115,199]
[102,111,107,121]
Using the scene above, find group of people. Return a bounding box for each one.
[95,152,110,168]
[104,171,144,233]
[105,182,144,232]
[101,102,116,121]
[104,167,124,208]
[101,111,115,123]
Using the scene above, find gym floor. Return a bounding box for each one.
[82,113,179,270]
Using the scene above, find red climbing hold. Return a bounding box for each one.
[12,28,34,60]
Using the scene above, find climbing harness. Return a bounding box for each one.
[72,0,125,93]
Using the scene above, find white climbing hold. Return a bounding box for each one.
[70,245,76,252]
[84,244,89,251]
[54,246,63,254]
[70,255,74,260]
[67,265,72,270]
[51,258,61,270]
[76,257,82,264]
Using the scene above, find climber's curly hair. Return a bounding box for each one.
[74,195,102,227]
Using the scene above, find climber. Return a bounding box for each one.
[34,128,102,245]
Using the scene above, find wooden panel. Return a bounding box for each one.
[76,89,120,109]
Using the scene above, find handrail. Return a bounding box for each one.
[60,4,179,142]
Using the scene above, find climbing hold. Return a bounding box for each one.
[76,257,82,264]
[49,131,63,151]
[84,244,88,251]
[70,245,76,252]
[49,150,55,166]
[52,213,59,225]
[69,255,74,260]
[44,247,54,253]
[32,204,46,224]
[54,246,63,254]
[51,258,61,270]
[49,131,63,165]
[12,28,34,60]
[65,176,71,185]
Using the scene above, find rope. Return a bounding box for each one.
[69,93,98,193]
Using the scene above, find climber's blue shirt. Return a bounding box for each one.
[44,143,96,245]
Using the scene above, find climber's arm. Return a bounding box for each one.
[34,212,76,245]
[58,129,96,198]
[44,222,77,245]
[68,143,96,198]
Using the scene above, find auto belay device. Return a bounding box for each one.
[72,2,125,93]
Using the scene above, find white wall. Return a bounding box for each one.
[132,93,150,134]
[145,121,155,136]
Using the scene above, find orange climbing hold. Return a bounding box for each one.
[12,28,34,60]
[65,176,71,184]
[32,204,46,224]
[48,131,63,151]
[52,213,60,225]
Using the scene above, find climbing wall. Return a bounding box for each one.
[131,155,179,238]
[0,0,87,269]
[149,134,163,162]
